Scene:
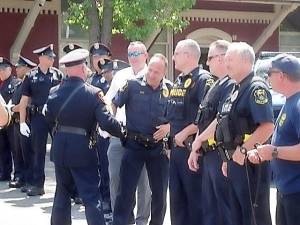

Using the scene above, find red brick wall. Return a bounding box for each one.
[0,12,59,66]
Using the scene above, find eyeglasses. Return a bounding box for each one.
[207,53,226,62]
[128,51,145,58]
[267,69,282,77]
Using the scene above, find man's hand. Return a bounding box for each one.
[247,149,261,164]
[98,127,111,139]
[174,130,188,147]
[192,136,202,153]
[153,123,170,142]
[232,146,246,165]
[20,122,30,137]
[256,144,273,161]
[188,150,200,172]
[222,162,228,177]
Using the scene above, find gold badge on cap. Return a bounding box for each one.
[69,44,74,50]
[162,88,169,98]
[254,89,268,105]
[184,78,192,88]
[94,43,99,49]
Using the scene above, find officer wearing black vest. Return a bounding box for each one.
[18,44,63,196]
[46,48,124,225]
[188,40,235,225]
[0,57,21,182]
[167,39,214,225]
[215,42,273,225]
[10,56,37,189]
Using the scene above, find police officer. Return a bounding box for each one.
[105,41,151,225]
[62,43,84,205]
[188,40,234,225]
[215,42,273,225]
[113,54,171,225]
[88,43,114,223]
[10,56,36,189]
[46,48,124,225]
[249,54,300,225]
[167,39,214,225]
[0,57,21,182]
[18,44,63,196]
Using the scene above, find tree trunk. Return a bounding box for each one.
[101,0,113,47]
[88,0,101,45]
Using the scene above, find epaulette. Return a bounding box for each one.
[26,67,39,77]
[11,77,22,87]
[49,67,64,80]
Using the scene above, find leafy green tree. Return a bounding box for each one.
[66,0,195,44]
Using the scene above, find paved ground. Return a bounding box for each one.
[0,145,276,225]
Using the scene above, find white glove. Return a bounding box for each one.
[42,104,47,116]
[98,127,111,139]
[20,122,30,137]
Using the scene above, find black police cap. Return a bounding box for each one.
[89,43,112,57]
[33,44,56,58]
[0,57,13,68]
[63,43,82,54]
[15,56,37,68]
[98,59,130,72]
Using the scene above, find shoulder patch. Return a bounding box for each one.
[253,88,268,105]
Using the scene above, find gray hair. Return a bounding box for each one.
[150,53,168,69]
[128,41,147,53]
[177,39,201,61]
[227,42,255,65]
[209,40,230,53]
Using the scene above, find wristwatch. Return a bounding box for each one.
[239,146,247,155]
[272,146,278,159]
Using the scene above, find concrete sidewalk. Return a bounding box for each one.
[0,144,276,225]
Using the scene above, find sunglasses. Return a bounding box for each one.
[207,53,226,62]
[128,51,144,58]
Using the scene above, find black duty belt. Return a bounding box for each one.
[56,125,87,136]
[202,139,216,153]
[28,105,44,115]
[126,131,158,148]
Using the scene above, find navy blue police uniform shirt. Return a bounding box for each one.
[167,66,214,137]
[271,92,300,194]
[0,76,22,103]
[233,73,273,131]
[90,72,110,94]
[113,76,172,149]
[46,77,123,167]
[22,67,63,106]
